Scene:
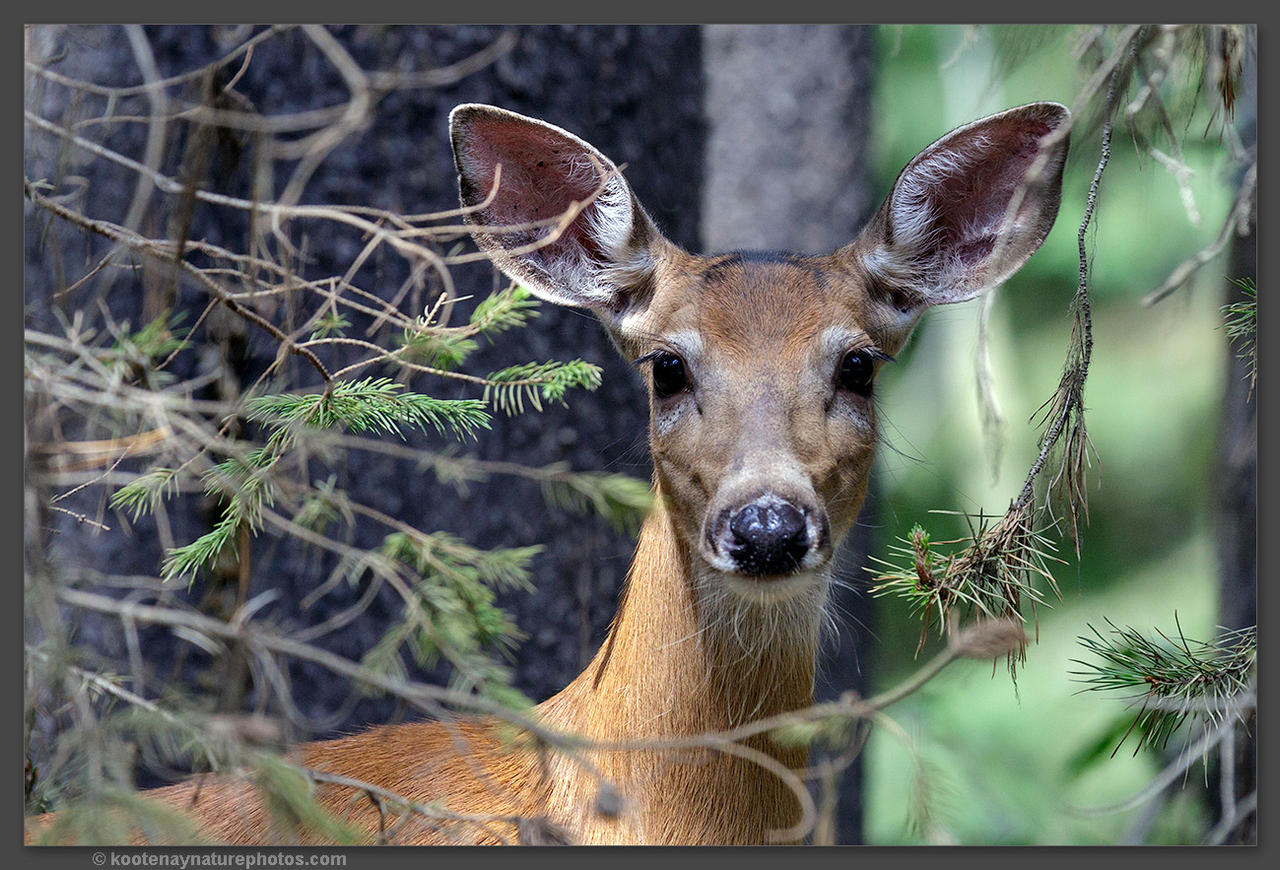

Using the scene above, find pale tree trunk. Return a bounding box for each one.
[702,23,877,844]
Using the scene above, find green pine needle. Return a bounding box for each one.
[364,531,540,708]
[251,755,367,845]
[381,530,538,593]
[399,329,479,371]
[308,311,351,341]
[1222,277,1256,393]
[483,360,602,415]
[111,310,189,369]
[31,787,216,846]
[399,285,539,370]
[108,468,180,521]
[869,509,1062,665]
[247,377,491,440]
[160,503,245,583]
[1071,619,1256,755]
[538,470,653,534]
[293,476,347,533]
[468,284,540,335]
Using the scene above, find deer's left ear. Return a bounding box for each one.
[450,104,670,320]
[845,102,1070,320]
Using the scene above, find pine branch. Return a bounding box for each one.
[467,284,540,335]
[398,330,479,371]
[483,359,602,415]
[30,786,217,846]
[109,309,189,381]
[247,377,491,441]
[156,446,279,583]
[25,27,620,842]
[869,30,1138,676]
[108,467,180,521]
[537,469,653,534]
[399,285,539,371]
[1071,620,1256,755]
[869,511,1061,670]
[160,500,250,583]
[365,531,540,707]
[1222,277,1256,396]
[251,754,367,845]
[291,475,347,534]
[308,311,351,341]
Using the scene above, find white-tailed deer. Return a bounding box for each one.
[29,101,1069,846]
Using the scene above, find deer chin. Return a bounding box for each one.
[714,564,831,607]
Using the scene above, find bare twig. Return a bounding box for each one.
[1143,160,1256,305]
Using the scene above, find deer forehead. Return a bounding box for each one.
[624,252,887,369]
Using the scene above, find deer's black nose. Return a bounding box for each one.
[727,499,810,576]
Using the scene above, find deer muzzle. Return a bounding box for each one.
[706,493,830,579]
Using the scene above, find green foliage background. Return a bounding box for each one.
[862,25,1241,844]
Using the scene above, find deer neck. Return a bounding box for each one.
[535,491,821,843]
[559,495,820,731]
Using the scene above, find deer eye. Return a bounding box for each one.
[837,349,877,396]
[650,351,688,398]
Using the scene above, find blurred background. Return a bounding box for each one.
[859,25,1254,845]
[24,24,1255,845]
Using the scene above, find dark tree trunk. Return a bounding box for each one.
[1206,57,1255,841]
[1215,227,1256,640]
[25,22,704,764]
[1210,220,1256,846]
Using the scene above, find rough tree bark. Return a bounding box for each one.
[1211,207,1256,848]
[25,22,704,775]
[1205,58,1256,840]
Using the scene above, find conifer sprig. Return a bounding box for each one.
[537,469,654,534]
[1222,277,1256,395]
[483,360,602,415]
[292,475,347,533]
[399,331,480,371]
[108,467,181,521]
[157,445,280,583]
[401,448,653,533]
[109,310,189,380]
[1071,620,1255,755]
[247,377,490,441]
[309,311,351,341]
[869,36,1127,674]
[361,531,540,708]
[26,26,657,845]
[161,496,254,583]
[467,284,540,335]
[869,508,1062,668]
[400,285,540,371]
[148,379,490,584]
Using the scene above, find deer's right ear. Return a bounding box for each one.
[450,104,668,319]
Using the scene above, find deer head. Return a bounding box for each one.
[450,102,1069,620]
